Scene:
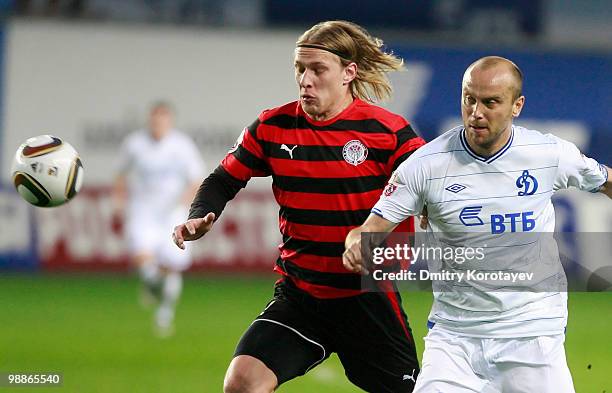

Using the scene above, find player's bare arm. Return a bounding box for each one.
[172,212,215,250]
[111,173,128,214]
[181,180,201,206]
[343,213,398,274]
[600,165,612,199]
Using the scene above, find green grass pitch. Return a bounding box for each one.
[0,274,610,392]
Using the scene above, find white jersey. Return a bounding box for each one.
[373,125,607,337]
[117,129,205,216]
[117,129,205,268]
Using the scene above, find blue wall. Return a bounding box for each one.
[391,45,611,163]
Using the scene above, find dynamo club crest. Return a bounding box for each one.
[342,140,368,166]
[516,170,538,196]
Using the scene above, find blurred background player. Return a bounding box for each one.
[174,20,426,393]
[113,101,205,336]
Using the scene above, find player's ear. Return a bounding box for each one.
[343,62,357,85]
[512,95,525,118]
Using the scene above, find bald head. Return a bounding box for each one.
[464,56,523,100]
[460,56,526,157]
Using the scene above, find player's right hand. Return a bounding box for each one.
[343,233,368,275]
[172,212,215,249]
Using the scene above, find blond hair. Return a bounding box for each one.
[297,20,404,103]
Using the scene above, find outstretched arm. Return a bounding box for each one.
[188,166,247,220]
[173,117,270,249]
[172,166,247,249]
[111,173,128,214]
[343,213,399,274]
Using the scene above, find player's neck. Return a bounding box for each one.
[310,94,354,122]
[150,128,170,141]
[467,126,512,158]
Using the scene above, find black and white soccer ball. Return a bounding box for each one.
[11,135,84,207]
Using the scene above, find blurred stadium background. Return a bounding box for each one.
[0,1,610,392]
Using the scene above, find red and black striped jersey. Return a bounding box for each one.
[221,98,426,298]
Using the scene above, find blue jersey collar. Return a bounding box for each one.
[460,126,514,164]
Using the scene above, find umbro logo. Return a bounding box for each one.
[445,183,467,193]
[280,144,298,159]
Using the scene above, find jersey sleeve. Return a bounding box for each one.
[220,117,271,181]
[387,123,426,174]
[372,153,427,223]
[552,135,608,192]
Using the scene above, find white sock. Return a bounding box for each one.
[156,272,182,328]
[139,263,161,287]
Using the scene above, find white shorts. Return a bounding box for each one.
[125,206,191,271]
[414,326,575,393]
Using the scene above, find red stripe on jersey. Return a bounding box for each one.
[221,154,251,181]
[389,218,417,271]
[279,219,413,246]
[221,154,267,181]
[350,103,410,130]
[279,219,352,243]
[274,187,382,211]
[295,98,409,131]
[274,265,362,298]
[278,251,348,274]
[220,122,268,181]
[378,280,414,343]
[268,158,386,178]
[259,127,398,150]
[396,218,414,233]
[289,275,364,299]
[241,125,266,159]
[388,137,426,169]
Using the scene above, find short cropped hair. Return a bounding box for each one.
[467,56,524,100]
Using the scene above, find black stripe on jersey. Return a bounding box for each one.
[246,118,261,138]
[391,150,419,171]
[262,140,391,162]
[280,206,370,227]
[282,235,345,257]
[395,124,419,147]
[188,165,246,220]
[243,118,266,152]
[231,144,269,172]
[273,175,387,194]
[276,258,362,290]
[263,114,395,134]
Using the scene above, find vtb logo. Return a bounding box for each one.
[459,206,536,233]
[516,170,538,196]
[459,206,484,226]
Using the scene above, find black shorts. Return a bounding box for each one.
[234,278,420,392]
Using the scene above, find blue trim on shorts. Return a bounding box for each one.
[425,321,567,334]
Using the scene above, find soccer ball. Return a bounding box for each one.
[11,135,84,207]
